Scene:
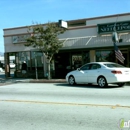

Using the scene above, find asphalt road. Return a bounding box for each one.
[0,83,130,130]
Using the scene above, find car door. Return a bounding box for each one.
[87,64,101,83]
[75,64,90,83]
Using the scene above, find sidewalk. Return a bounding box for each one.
[0,73,66,84]
[30,79,66,83]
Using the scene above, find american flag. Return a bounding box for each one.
[114,42,125,64]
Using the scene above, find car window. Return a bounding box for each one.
[90,64,101,70]
[80,64,90,70]
[104,63,125,68]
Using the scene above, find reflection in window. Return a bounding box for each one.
[80,64,90,70]
[31,52,43,70]
[96,50,115,62]
[104,63,124,68]
[31,52,43,67]
[16,51,31,70]
[90,64,101,70]
[72,55,82,69]
[82,51,90,64]
[15,51,44,71]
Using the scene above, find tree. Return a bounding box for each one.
[25,22,66,79]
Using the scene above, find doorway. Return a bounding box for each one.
[54,53,70,78]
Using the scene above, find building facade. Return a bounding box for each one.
[3,13,130,78]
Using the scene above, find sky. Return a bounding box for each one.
[0,0,130,52]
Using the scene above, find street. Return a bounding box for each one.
[0,83,130,130]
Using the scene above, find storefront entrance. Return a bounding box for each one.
[54,51,90,78]
[54,53,70,78]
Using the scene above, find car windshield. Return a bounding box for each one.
[103,63,125,68]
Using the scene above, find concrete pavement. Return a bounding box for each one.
[0,83,130,130]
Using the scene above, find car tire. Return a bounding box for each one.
[97,76,108,87]
[68,75,76,85]
[117,83,125,87]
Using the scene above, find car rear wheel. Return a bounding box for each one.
[68,76,76,85]
[97,76,108,87]
[117,83,125,87]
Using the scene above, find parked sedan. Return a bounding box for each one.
[0,67,4,72]
[66,62,130,87]
[9,63,15,68]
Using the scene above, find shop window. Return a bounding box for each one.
[71,51,89,70]
[31,52,43,70]
[15,51,44,71]
[16,51,31,71]
[82,51,90,64]
[72,55,82,69]
[96,50,115,62]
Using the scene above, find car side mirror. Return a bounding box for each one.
[77,68,80,71]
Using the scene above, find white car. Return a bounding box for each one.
[0,67,4,72]
[66,62,130,87]
[10,63,15,68]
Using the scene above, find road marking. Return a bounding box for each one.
[0,99,130,109]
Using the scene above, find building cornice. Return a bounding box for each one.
[67,12,130,23]
[3,25,96,37]
[3,12,130,31]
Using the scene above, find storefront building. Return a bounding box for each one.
[3,13,130,78]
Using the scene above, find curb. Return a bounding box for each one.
[29,79,66,83]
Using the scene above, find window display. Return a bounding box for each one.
[96,50,115,62]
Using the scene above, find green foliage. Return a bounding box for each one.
[25,22,66,61]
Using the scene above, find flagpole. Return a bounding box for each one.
[112,16,125,64]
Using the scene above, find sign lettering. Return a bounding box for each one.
[12,35,30,43]
[98,21,130,34]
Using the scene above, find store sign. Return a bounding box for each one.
[98,21,130,34]
[58,20,68,28]
[12,35,30,43]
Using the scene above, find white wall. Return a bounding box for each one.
[4,13,130,53]
[4,27,28,35]
[4,36,34,52]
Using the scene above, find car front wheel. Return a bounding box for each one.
[97,76,108,87]
[68,76,76,85]
[117,83,125,87]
